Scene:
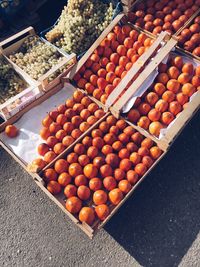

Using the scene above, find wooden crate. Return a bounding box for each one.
[0,27,77,92]
[33,114,166,238]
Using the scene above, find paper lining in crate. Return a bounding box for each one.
[111,48,200,150]
[33,112,166,238]
[0,26,77,92]
[68,13,172,111]
[174,10,200,61]
[0,53,40,120]
[125,0,200,37]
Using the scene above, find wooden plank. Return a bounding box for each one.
[105,31,170,108]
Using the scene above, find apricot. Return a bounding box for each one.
[149,121,163,137]
[58,172,72,187]
[131,132,144,145]
[100,164,113,177]
[109,188,123,205]
[93,156,105,169]
[126,170,139,185]
[155,99,168,112]
[40,127,51,140]
[77,185,91,200]
[93,190,108,205]
[127,109,140,123]
[44,151,57,163]
[182,83,196,97]
[83,164,98,179]
[43,168,58,183]
[62,136,75,147]
[135,163,147,176]
[54,159,68,174]
[42,115,53,128]
[142,156,154,168]
[38,143,49,156]
[105,153,119,168]
[95,204,110,221]
[176,93,189,105]
[79,207,95,225]
[49,122,62,134]
[154,83,166,96]
[112,141,123,152]
[150,146,162,159]
[74,174,87,187]
[118,180,132,194]
[89,177,102,191]
[87,146,98,159]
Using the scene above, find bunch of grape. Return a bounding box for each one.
[0,57,27,103]
[45,0,114,55]
[9,36,64,80]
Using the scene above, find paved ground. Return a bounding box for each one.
[0,111,200,267]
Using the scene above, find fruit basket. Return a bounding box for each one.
[175,11,200,60]
[68,14,173,110]
[0,54,40,120]
[112,50,200,149]
[126,0,200,37]
[0,27,77,93]
[40,0,122,59]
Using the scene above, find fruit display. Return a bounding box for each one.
[73,23,155,104]
[0,56,28,103]
[45,0,115,55]
[126,54,200,138]
[34,90,105,168]
[177,15,200,57]
[42,116,163,226]
[127,0,200,35]
[9,36,64,80]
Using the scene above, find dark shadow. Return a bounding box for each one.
[105,111,200,267]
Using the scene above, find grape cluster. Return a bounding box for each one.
[45,0,114,55]
[0,57,27,104]
[9,36,64,80]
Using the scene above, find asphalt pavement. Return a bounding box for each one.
[0,111,200,267]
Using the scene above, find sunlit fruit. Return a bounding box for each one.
[47,181,61,195]
[118,180,132,194]
[93,190,108,205]
[58,172,72,187]
[109,188,123,205]
[66,196,82,214]
[95,204,110,221]
[79,207,95,225]
[84,164,98,179]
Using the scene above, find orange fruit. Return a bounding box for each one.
[110,53,120,64]
[93,190,108,205]
[130,152,141,165]
[127,109,140,123]
[87,146,98,159]
[103,176,117,191]
[123,126,135,136]
[192,76,200,87]
[105,153,119,168]
[118,133,129,144]
[66,99,75,109]
[54,159,69,174]
[38,143,49,156]
[138,147,149,157]
[47,181,61,195]
[89,178,102,191]
[148,109,161,122]
[82,136,92,148]
[92,137,104,149]
[114,168,126,181]
[141,138,153,149]
[53,143,66,155]
[43,168,58,183]
[195,65,200,76]
[149,121,163,137]
[46,136,58,148]
[58,173,72,187]
[87,115,98,125]
[93,156,105,168]
[49,122,62,134]
[176,92,189,105]
[106,62,115,72]
[95,204,110,221]
[91,129,103,138]
[68,163,82,177]
[162,90,175,103]
[126,142,138,153]
[105,84,115,95]
[142,156,154,168]
[135,163,147,176]
[169,101,182,115]
[79,207,95,225]
[77,78,87,89]
[31,158,46,170]
[44,151,57,163]
[161,112,174,125]
[74,143,85,156]
[109,188,123,205]
[113,77,121,87]
[116,119,127,130]
[119,159,132,171]
[178,73,191,84]
[119,56,129,67]
[74,174,88,187]
[157,73,169,84]
[42,115,53,128]
[49,110,59,121]
[155,99,168,112]
[182,63,194,75]
[166,79,181,93]
[118,180,132,194]
[100,164,113,177]
[138,102,151,115]
[137,116,150,130]
[83,164,98,179]
[67,152,78,164]
[81,96,92,107]
[73,90,84,102]
[99,121,110,133]
[117,45,127,56]
[126,170,139,185]
[182,83,196,97]
[64,108,76,120]
[64,184,77,198]
[66,196,82,214]
[106,115,117,126]
[154,83,166,96]
[112,141,123,152]
[77,185,91,200]
[40,127,51,140]
[71,129,82,139]
[78,155,90,167]
[131,132,144,144]
[145,92,159,106]
[62,136,75,147]
[167,66,180,79]
[90,75,98,86]
[94,109,105,119]
[150,146,162,159]
[102,144,113,155]
[125,62,133,71]
[80,109,91,120]
[118,148,130,159]
[56,129,67,141]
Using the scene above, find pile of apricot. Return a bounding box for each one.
[43,116,163,226]
[35,91,105,168]
[127,0,200,35]
[73,23,153,104]
[127,55,200,138]
[177,16,200,57]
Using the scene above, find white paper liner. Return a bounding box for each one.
[0,83,75,164]
[122,50,200,140]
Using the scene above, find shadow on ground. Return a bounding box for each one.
[105,111,200,267]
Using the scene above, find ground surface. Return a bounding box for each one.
[0,111,200,267]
